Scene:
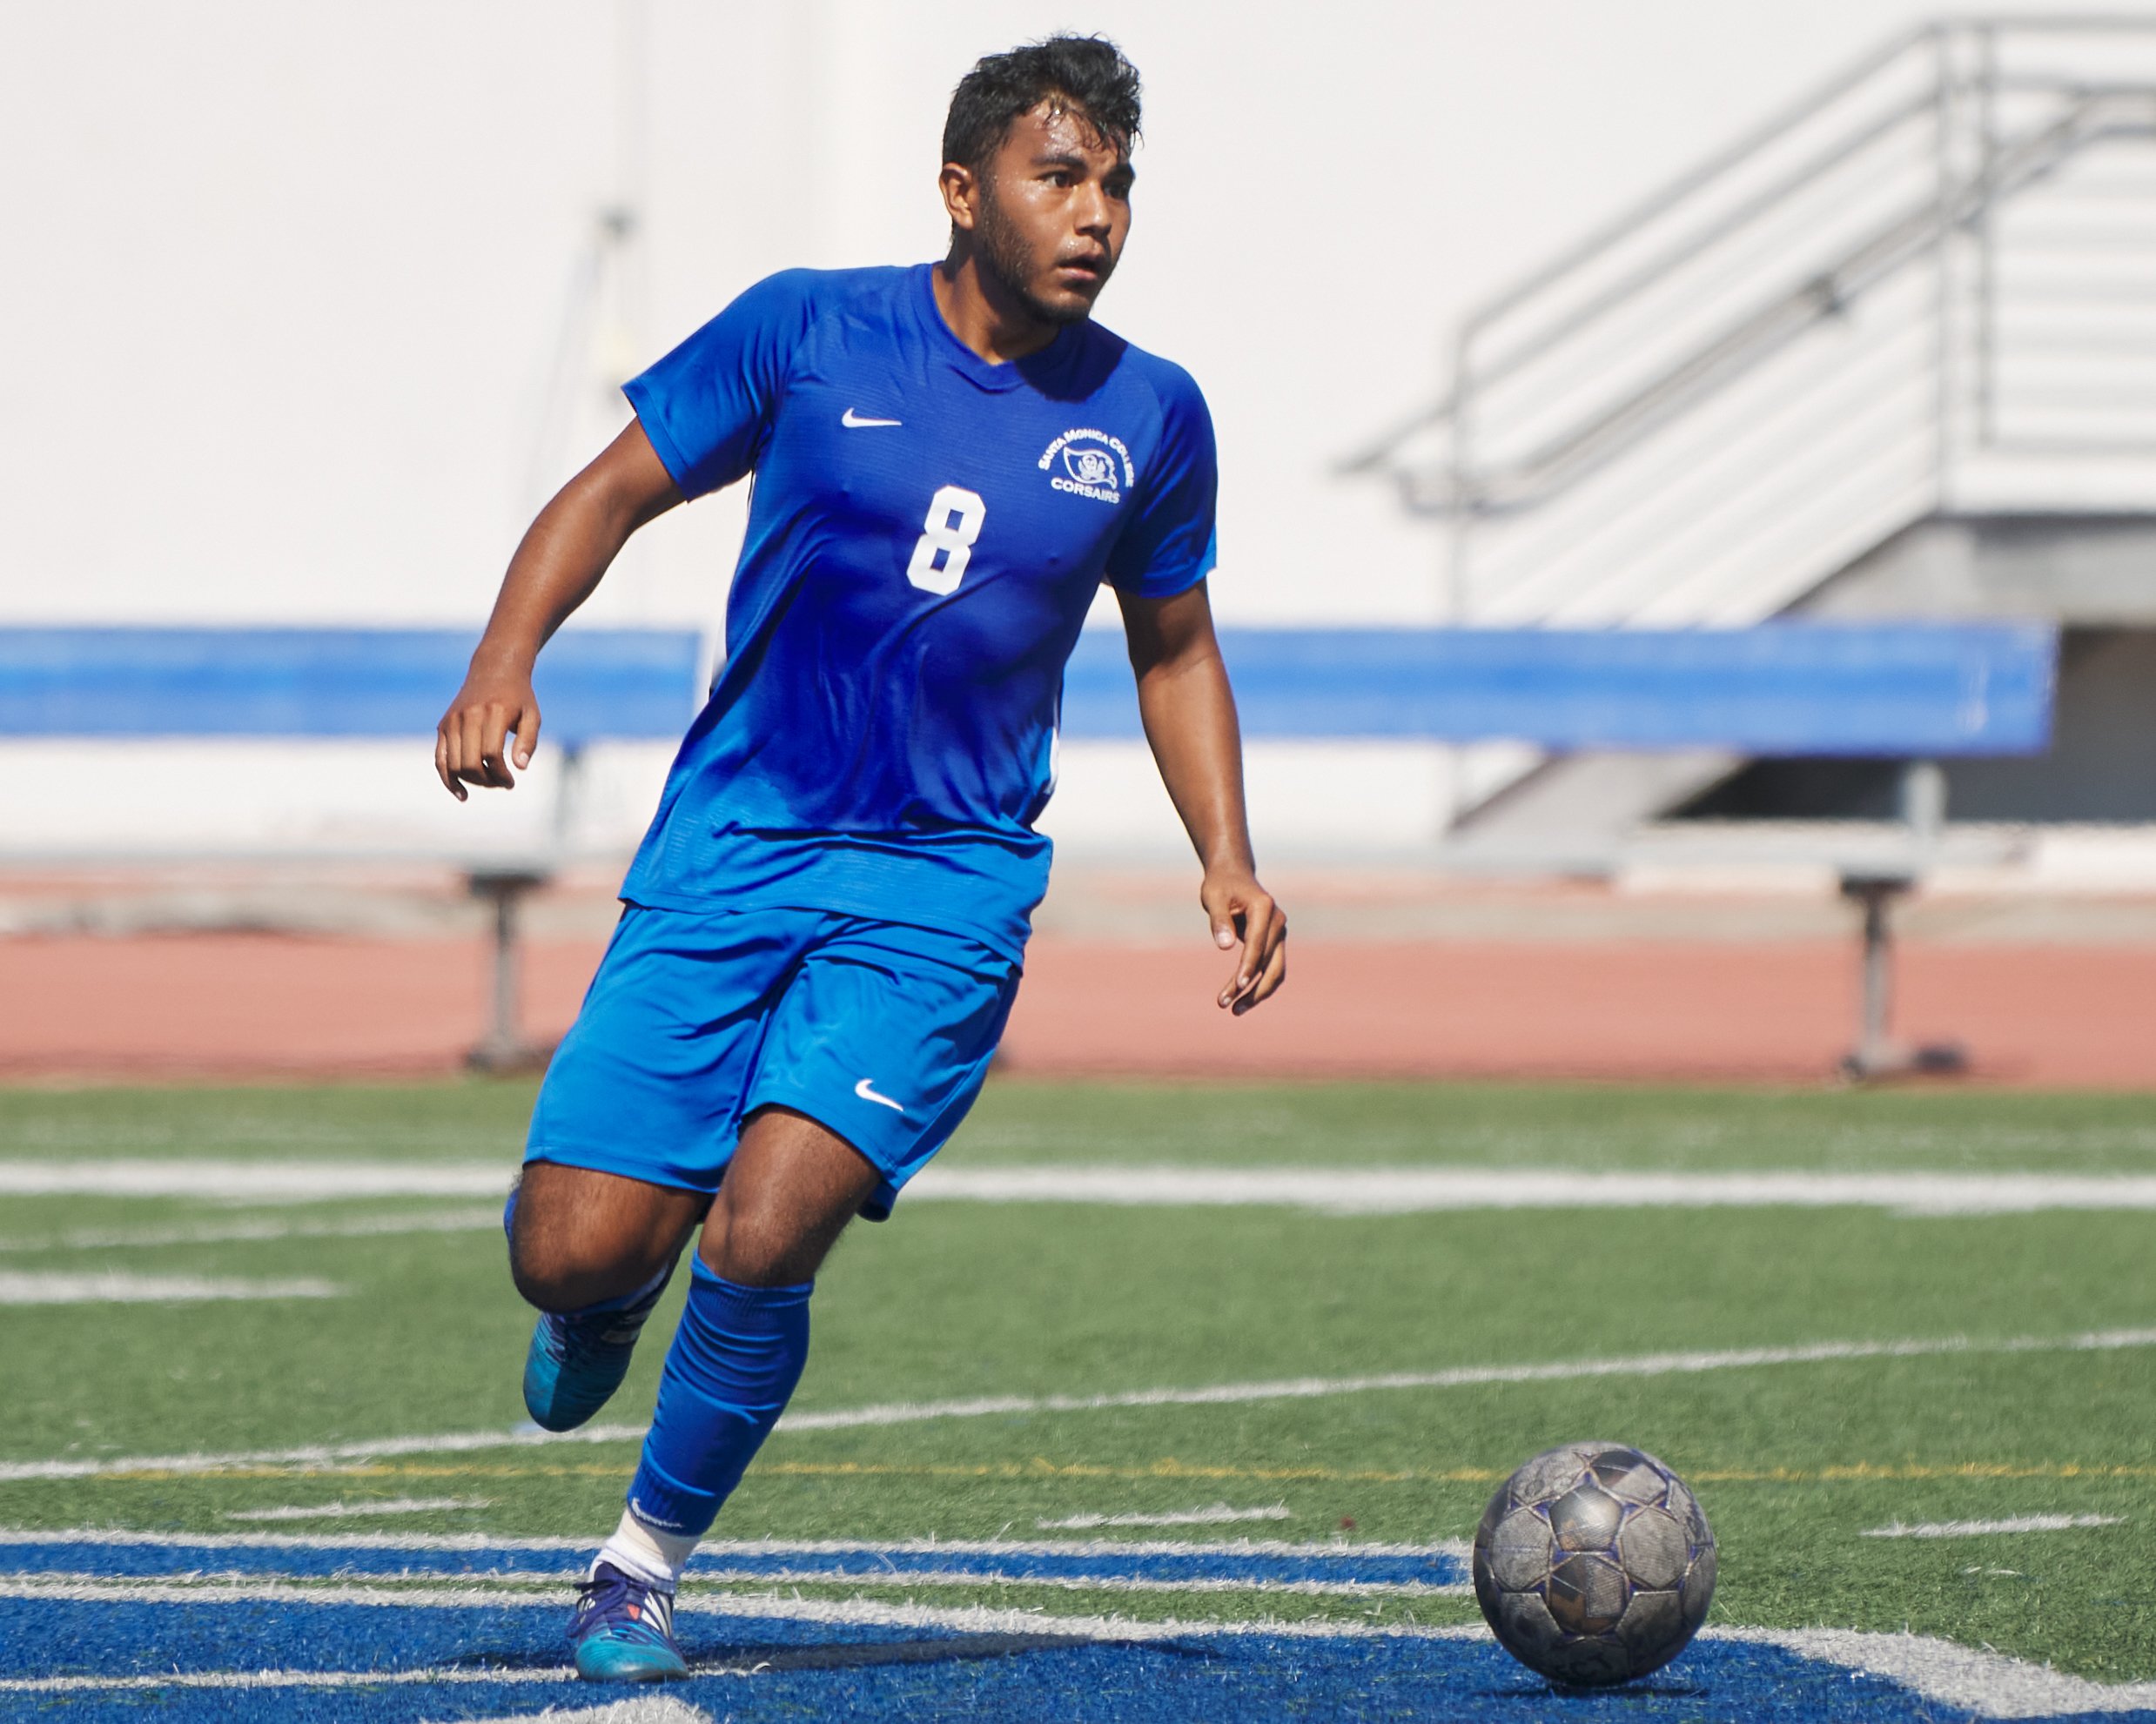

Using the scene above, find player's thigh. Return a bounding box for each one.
[697,1106,885,1287]
[524,904,806,1197]
[741,922,1021,1223]
[510,1161,709,1310]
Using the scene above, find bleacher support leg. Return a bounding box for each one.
[466,869,554,1073]
[1837,872,1966,1082]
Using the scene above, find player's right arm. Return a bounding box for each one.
[434,421,682,799]
[438,270,825,799]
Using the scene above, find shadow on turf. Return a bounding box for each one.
[441,1629,1155,1679]
[1477,1681,1710,1705]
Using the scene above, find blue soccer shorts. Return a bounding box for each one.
[525,902,1022,1219]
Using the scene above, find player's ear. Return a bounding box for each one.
[939,161,980,233]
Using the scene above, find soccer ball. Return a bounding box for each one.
[1472,1441,1716,1687]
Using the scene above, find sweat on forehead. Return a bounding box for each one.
[1009,97,1128,162]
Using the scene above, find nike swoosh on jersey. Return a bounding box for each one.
[854,1077,906,1112]
[841,408,903,428]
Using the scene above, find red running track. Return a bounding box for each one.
[3,931,2153,1088]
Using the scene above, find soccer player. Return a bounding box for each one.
[434,35,1285,1682]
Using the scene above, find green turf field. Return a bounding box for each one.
[3,1080,2153,1682]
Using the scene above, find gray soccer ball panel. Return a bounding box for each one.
[1588,1447,1671,1506]
[1494,1587,1567,1659]
[1547,1553,1629,1635]
[1485,1506,1555,1590]
[1616,1587,1685,1657]
[1617,1505,1689,1590]
[1682,1541,1719,1631]
[1541,1634,1633,1687]
[1508,1444,1594,1506]
[1548,1484,1624,1553]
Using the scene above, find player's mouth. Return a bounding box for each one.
[1053,252,1111,290]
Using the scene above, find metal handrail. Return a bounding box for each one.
[1349,16,2156,556]
[1344,17,2156,827]
[1429,90,2153,517]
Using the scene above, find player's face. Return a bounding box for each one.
[972,103,1132,325]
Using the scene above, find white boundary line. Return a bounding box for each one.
[16,1160,2156,1217]
[464,1703,712,1724]
[0,1271,342,1305]
[909,1166,2156,1218]
[1039,1504,1292,1530]
[3,1581,2155,1717]
[9,1323,2146,1482]
[0,1162,507,1199]
[225,1498,494,1522]
[0,1573,1488,1633]
[0,1209,503,1255]
[1723,1627,2156,1720]
[0,1665,575,1696]
[1863,1514,2126,1539]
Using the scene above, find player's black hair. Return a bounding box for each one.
[941,35,1142,174]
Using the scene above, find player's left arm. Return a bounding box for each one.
[1118,580,1286,1015]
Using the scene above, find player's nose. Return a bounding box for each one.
[1071,183,1112,237]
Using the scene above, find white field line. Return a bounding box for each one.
[1038,1504,1292,1530]
[3,1579,2153,1718]
[0,1208,502,1255]
[225,1498,494,1522]
[1723,1626,2156,1720]
[0,1573,1487,1633]
[0,1272,341,1305]
[16,1158,2156,1217]
[1863,1514,2126,1539]
[0,1528,1472,1561]
[7,1325,2153,1481]
[0,1161,507,1200]
[459,1703,712,1724]
[0,1667,575,1697]
[8,1566,1468,1602]
[904,1165,2156,1217]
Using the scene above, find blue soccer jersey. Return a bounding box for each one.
[617,264,1219,959]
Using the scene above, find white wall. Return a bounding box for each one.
[0,0,2116,857]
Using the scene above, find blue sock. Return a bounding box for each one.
[624,1259,811,1539]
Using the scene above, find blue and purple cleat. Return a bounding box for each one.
[568,1560,689,1682]
[522,1264,675,1433]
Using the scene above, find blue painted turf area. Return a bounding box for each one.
[0,1533,1466,1589]
[15,1598,2156,1723]
[8,1538,2156,1721]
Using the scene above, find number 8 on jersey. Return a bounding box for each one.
[905,485,987,594]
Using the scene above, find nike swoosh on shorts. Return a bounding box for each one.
[854,1078,906,1112]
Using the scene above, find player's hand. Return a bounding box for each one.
[434,662,541,801]
[1202,867,1286,1015]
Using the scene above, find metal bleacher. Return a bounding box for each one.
[1064,620,2057,1076]
[0,616,2059,1080]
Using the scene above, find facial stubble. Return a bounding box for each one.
[971,178,1112,327]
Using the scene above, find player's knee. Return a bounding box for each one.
[507,1235,581,1311]
[507,1206,623,1311]
[698,1188,819,1288]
